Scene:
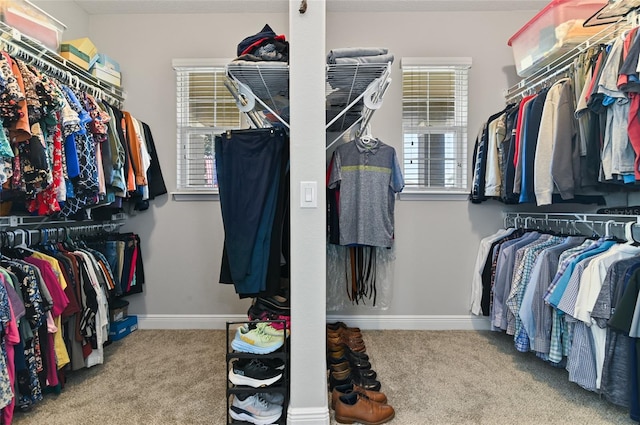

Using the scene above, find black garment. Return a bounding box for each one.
[236,24,288,62]
[141,122,167,200]
[587,48,609,114]
[470,105,514,203]
[470,124,487,203]
[237,24,276,55]
[501,104,520,204]
[109,106,130,193]
[216,128,287,296]
[521,88,549,203]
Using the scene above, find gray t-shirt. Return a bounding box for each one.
[328,137,404,247]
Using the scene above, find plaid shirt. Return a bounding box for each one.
[507,236,563,342]
[548,240,616,308]
[543,240,598,303]
[506,235,552,335]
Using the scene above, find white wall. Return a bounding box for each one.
[32,0,89,40]
[31,4,571,323]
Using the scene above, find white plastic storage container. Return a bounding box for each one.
[508,0,606,77]
[0,0,66,51]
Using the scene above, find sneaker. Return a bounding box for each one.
[230,393,283,425]
[232,324,284,354]
[268,315,290,331]
[256,295,290,311]
[257,391,285,406]
[228,358,283,387]
[259,356,286,371]
[256,322,290,338]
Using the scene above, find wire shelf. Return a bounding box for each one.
[225,60,392,147]
[0,21,125,107]
[504,14,633,103]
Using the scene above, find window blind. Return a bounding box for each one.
[401,59,470,191]
[175,62,241,190]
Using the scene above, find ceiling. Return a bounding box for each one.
[72,0,551,15]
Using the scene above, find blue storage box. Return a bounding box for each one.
[108,315,138,341]
[94,53,120,72]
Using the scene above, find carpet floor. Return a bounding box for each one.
[9,329,635,425]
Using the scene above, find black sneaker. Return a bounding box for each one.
[228,358,283,388]
[259,356,286,371]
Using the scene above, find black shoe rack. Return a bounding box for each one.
[226,320,289,425]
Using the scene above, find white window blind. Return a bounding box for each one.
[401,58,471,192]
[174,59,241,191]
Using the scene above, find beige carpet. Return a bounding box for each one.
[10,329,636,425]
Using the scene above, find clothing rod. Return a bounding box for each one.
[0,221,124,248]
[0,213,126,229]
[503,212,640,238]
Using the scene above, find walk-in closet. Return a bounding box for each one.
[1,0,639,424]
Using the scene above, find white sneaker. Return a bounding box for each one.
[229,394,283,424]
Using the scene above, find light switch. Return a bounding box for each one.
[300,181,317,208]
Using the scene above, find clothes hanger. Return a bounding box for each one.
[604,219,617,240]
[624,221,636,245]
[358,124,373,144]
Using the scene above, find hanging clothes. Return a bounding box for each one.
[215,128,290,298]
[326,137,403,307]
[327,137,404,247]
[0,50,166,219]
[472,222,640,423]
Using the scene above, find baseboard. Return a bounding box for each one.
[137,314,249,329]
[327,314,491,330]
[136,314,490,331]
[286,406,330,424]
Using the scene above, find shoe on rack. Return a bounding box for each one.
[248,305,291,331]
[231,324,284,355]
[331,382,387,410]
[334,392,395,425]
[267,314,290,331]
[228,358,283,388]
[256,295,290,311]
[229,393,283,425]
[257,391,285,406]
[256,322,290,338]
[259,356,286,371]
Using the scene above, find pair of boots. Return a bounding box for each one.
[331,382,395,425]
[328,359,380,392]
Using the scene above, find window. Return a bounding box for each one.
[174,59,241,192]
[401,58,471,192]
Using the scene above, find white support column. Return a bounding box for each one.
[287,0,330,424]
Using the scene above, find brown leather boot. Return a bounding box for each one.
[331,382,388,410]
[327,338,367,353]
[327,321,362,333]
[327,328,363,339]
[334,392,395,424]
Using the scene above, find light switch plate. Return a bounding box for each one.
[300,181,317,208]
